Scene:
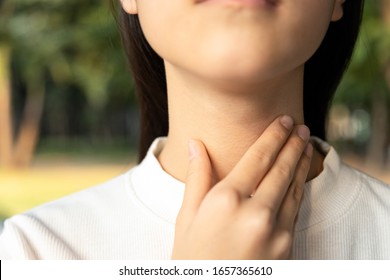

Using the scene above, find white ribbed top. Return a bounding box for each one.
[0,137,389,259]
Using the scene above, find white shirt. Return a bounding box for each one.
[0,137,389,259]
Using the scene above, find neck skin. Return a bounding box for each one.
[158,63,323,184]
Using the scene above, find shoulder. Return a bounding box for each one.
[340,162,390,209]
[294,138,390,259]
[299,137,390,230]
[0,168,137,259]
[22,169,132,219]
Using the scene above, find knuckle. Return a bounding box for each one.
[275,163,294,180]
[240,207,277,245]
[301,153,312,168]
[260,206,275,224]
[243,210,274,238]
[273,231,293,259]
[250,148,274,167]
[257,206,275,229]
[270,128,288,143]
[290,137,306,151]
[212,187,241,210]
[186,165,198,182]
[186,160,212,185]
[292,182,304,203]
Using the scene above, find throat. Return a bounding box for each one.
[157,63,321,184]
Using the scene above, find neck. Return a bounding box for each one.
[158,63,323,184]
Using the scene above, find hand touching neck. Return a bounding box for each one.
[158,63,322,184]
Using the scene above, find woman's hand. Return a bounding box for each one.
[171,115,313,259]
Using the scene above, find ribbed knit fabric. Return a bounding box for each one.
[0,137,389,259]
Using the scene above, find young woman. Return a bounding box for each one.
[1,0,390,259]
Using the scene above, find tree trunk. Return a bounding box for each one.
[366,1,390,169]
[382,0,390,167]
[367,90,388,167]
[384,0,390,24]
[385,67,390,168]
[0,44,14,168]
[13,74,45,167]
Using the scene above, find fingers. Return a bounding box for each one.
[277,142,313,233]
[173,118,314,260]
[251,125,310,212]
[179,139,213,226]
[223,115,294,197]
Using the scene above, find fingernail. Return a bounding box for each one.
[297,125,310,141]
[188,139,198,160]
[304,143,313,157]
[280,115,294,130]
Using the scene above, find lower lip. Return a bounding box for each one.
[198,0,277,8]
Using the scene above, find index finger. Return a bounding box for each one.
[222,115,294,197]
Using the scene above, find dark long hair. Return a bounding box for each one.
[112,1,365,162]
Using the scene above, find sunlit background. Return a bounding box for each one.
[0,1,389,226]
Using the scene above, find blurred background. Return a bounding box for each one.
[0,0,389,225]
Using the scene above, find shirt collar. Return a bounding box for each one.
[130,137,185,224]
[130,136,354,230]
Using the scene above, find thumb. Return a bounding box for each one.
[178,139,213,223]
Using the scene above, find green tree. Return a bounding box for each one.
[336,0,390,168]
[0,0,132,168]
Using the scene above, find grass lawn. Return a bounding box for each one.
[0,163,135,219]
[0,141,137,219]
